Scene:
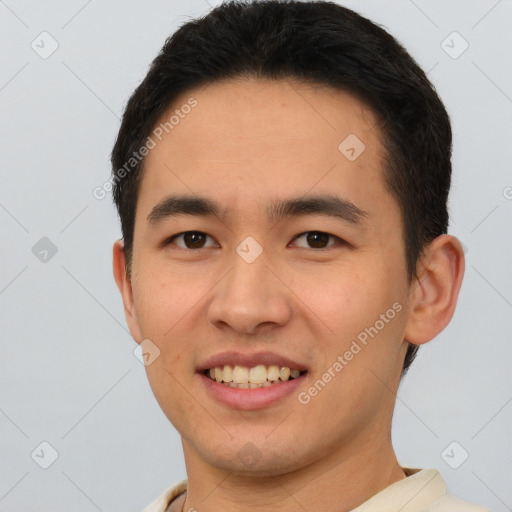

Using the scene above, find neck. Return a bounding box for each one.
[180,428,406,512]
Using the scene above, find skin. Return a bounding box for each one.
[113,77,464,512]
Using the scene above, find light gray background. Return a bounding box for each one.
[1,0,511,511]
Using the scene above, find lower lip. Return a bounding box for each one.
[198,373,307,410]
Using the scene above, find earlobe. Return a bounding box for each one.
[112,240,142,343]
[404,235,465,346]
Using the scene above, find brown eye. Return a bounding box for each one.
[292,231,339,249]
[168,231,217,250]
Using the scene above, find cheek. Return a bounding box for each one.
[293,275,407,440]
[299,260,408,383]
[294,260,399,335]
[144,358,195,435]
[131,262,197,340]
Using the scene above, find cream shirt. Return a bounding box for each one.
[142,467,491,512]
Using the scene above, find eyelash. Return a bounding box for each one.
[163,230,346,251]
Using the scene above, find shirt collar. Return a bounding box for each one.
[143,468,447,512]
[351,468,447,511]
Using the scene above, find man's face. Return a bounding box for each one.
[122,78,413,475]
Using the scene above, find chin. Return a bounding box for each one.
[187,433,317,477]
[208,449,304,477]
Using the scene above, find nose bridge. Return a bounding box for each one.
[207,245,291,334]
[230,248,271,298]
[224,246,274,309]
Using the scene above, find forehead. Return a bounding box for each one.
[137,77,395,225]
[147,77,381,160]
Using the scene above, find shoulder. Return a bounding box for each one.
[141,480,188,512]
[425,493,492,512]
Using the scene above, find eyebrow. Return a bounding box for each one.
[147,193,368,226]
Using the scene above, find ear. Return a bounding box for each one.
[113,240,142,343]
[404,234,465,346]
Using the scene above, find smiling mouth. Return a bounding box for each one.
[203,364,307,389]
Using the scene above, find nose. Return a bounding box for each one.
[207,252,292,336]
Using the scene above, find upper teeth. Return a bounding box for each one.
[208,365,302,384]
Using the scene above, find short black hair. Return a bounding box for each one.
[111,0,453,378]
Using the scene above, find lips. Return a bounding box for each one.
[197,352,308,410]
[197,351,308,397]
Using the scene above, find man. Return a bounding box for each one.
[111,1,489,510]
